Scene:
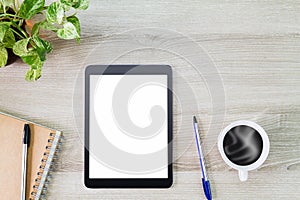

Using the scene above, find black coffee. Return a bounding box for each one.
[223,125,263,166]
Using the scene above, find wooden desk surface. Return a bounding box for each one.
[0,0,299,199]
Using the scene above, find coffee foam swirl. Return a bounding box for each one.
[223,125,263,166]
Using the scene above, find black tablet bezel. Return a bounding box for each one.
[84,65,173,188]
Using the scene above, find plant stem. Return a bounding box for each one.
[70,11,79,17]
[0,13,21,18]
[10,28,25,39]
[13,1,17,14]
[18,19,23,27]
[29,40,37,49]
[3,5,6,14]
[11,21,28,38]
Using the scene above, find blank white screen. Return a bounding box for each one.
[89,75,168,178]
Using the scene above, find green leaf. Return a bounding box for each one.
[67,16,80,43]
[41,39,52,53]
[59,1,70,11]
[0,46,8,67]
[59,0,72,7]
[32,35,52,61]
[12,38,31,57]
[25,67,42,81]
[77,0,89,10]
[59,0,89,9]
[57,22,79,40]
[1,0,14,9]
[2,29,15,48]
[32,36,46,61]
[0,22,11,42]
[22,52,43,69]
[46,2,64,24]
[40,21,59,32]
[31,22,41,36]
[18,0,45,20]
[12,39,44,81]
[22,50,43,81]
[60,0,78,8]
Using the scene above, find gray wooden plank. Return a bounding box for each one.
[0,0,300,199]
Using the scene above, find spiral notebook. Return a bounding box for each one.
[0,112,63,200]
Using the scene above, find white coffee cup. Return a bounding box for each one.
[218,120,270,182]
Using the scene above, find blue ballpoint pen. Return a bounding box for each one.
[193,116,212,200]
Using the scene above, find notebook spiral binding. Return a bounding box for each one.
[29,131,63,200]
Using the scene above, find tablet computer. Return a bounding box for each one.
[84,65,173,188]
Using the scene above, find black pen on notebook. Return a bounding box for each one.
[193,116,212,200]
[21,124,30,200]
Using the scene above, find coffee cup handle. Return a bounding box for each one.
[238,170,248,182]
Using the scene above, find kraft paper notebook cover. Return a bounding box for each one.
[0,112,62,200]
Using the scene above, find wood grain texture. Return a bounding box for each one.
[1,0,300,199]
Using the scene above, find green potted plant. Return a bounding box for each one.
[0,0,89,81]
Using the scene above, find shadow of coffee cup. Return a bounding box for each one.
[218,120,270,182]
